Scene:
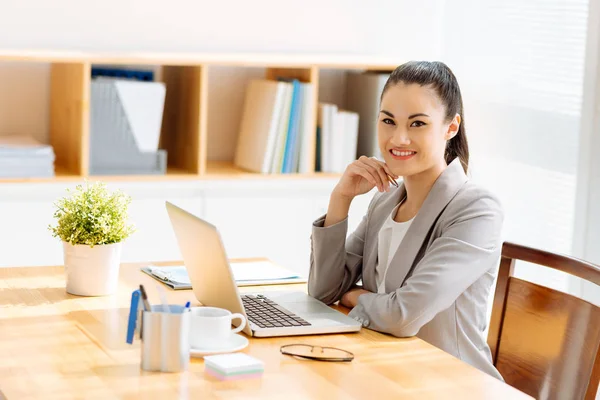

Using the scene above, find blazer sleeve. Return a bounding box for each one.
[307,194,381,305]
[348,193,504,337]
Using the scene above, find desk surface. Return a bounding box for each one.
[0,261,532,399]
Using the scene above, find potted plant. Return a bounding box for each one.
[49,181,135,296]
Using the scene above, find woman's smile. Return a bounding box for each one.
[389,148,417,161]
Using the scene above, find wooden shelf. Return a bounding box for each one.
[0,164,341,183]
[204,161,341,180]
[88,167,200,182]
[0,167,200,183]
[0,166,80,184]
[0,50,398,184]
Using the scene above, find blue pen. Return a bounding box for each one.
[185,301,191,309]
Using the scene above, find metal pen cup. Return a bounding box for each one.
[140,304,190,372]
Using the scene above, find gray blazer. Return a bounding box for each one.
[308,158,504,380]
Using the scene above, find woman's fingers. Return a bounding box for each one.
[348,163,378,188]
[368,157,399,188]
[346,156,399,193]
[359,156,388,191]
[366,156,397,179]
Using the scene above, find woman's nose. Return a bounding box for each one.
[391,130,411,146]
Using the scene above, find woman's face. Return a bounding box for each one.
[377,82,460,178]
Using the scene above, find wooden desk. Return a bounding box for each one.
[0,262,532,399]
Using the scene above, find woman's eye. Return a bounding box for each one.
[410,120,426,127]
[382,118,395,125]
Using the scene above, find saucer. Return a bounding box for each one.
[189,334,249,358]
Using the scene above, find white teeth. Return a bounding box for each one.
[392,150,415,157]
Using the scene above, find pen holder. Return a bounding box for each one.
[141,304,190,373]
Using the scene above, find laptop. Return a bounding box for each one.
[165,201,362,337]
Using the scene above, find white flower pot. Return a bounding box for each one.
[63,242,123,296]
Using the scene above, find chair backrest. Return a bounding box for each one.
[487,242,600,400]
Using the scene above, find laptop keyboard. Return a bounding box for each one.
[241,294,312,328]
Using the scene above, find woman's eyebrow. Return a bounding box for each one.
[408,113,430,119]
[380,110,430,119]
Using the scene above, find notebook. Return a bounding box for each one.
[141,259,307,290]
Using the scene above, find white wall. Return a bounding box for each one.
[0,0,444,55]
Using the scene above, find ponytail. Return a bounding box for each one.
[445,113,469,174]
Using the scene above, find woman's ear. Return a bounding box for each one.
[445,114,461,140]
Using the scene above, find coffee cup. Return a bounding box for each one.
[189,306,246,349]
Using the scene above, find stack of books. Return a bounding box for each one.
[204,353,264,381]
[0,135,55,178]
[316,103,359,173]
[234,78,314,174]
[314,71,390,172]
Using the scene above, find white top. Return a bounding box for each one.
[375,202,414,294]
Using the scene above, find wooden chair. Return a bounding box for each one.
[488,242,600,400]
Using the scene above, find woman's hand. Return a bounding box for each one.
[324,156,398,227]
[333,156,397,201]
[340,287,371,308]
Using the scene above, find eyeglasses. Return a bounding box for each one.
[280,344,354,362]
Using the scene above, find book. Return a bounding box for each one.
[316,104,359,173]
[281,79,301,173]
[269,81,294,173]
[234,79,291,173]
[140,260,307,290]
[296,83,315,174]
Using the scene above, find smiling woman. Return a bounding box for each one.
[307,61,506,381]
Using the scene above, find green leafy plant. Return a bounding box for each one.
[49,181,135,246]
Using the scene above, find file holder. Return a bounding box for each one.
[89,78,167,175]
[140,305,191,373]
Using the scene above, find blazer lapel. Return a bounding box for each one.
[384,158,469,292]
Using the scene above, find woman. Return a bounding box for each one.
[307,61,504,380]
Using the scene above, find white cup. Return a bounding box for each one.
[189,306,246,349]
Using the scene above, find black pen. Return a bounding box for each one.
[139,284,152,312]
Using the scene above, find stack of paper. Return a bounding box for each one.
[234,78,314,174]
[316,104,359,173]
[0,135,55,178]
[204,353,264,381]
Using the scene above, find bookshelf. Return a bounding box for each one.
[0,50,398,183]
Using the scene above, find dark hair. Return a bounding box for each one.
[381,61,469,173]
